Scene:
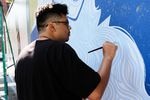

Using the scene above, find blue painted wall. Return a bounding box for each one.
[31,0,150,95]
[95,0,150,94]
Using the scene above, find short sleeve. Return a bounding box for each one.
[51,43,101,98]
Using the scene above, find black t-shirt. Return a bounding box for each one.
[15,39,101,100]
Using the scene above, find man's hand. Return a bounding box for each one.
[103,41,118,61]
[88,41,117,100]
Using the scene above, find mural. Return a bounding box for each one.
[31,0,150,99]
[96,0,150,95]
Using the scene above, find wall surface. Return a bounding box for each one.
[30,0,150,99]
[95,0,150,94]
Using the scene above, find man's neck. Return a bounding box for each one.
[38,32,53,40]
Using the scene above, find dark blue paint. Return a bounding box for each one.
[95,0,150,95]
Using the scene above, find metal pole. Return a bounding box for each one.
[3,8,16,67]
[0,1,8,100]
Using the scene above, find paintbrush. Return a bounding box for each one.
[88,46,103,53]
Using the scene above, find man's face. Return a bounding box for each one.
[52,15,71,42]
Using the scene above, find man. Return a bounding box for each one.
[15,3,117,100]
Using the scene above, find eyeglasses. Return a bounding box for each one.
[52,20,69,27]
[43,20,70,28]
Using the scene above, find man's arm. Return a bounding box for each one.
[88,41,117,100]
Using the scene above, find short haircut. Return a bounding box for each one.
[35,3,68,32]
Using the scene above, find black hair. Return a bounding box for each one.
[36,3,68,32]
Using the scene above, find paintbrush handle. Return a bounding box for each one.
[88,47,103,53]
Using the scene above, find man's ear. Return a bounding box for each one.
[48,23,56,32]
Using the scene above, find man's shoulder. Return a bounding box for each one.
[17,41,36,60]
[48,40,73,50]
